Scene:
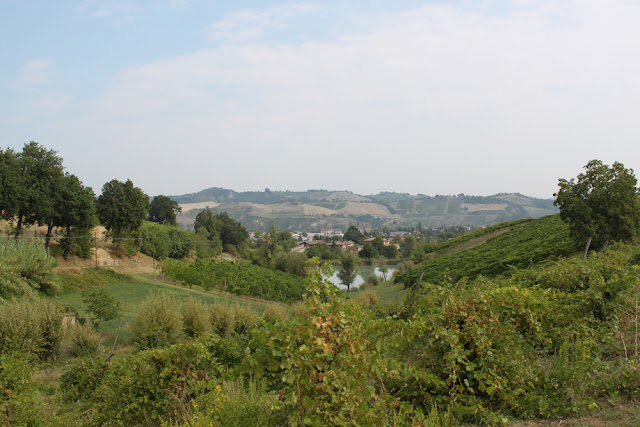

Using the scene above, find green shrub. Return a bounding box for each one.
[131,294,183,348]
[353,290,379,308]
[181,297,211,338]
[92,342,221,426]
[0,297,64,359]
[209,303,236,337]
[262,304,286,323]
[60,357,108,404]
[0,238,59,297]
[0,351,44,425]
[68,323,101,358]
[232,305,259,334]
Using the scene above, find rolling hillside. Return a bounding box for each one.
[171,187,558,232]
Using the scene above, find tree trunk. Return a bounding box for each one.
[45,223,54,249]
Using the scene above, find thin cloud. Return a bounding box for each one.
[15,59,53,88]
[60,0,640,198]
[207,2,322,44]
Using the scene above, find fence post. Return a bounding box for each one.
[95,233,98,271]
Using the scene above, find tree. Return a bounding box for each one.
[0,147,21,225]
[343,225,365,245]
[47,173,95,251]
[0,142,65,237]
[337,252,359,292]
[148,195,181,226]
[554,160,640,248]
[194,209,248,250]
[96,179,149,239]
[358,243,378,259]
[82,288,122,329]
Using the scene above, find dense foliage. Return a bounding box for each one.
[96,179,149,239]
[139,221,197,260]
[194,209,249,250]
[395,215,576,287]
[164,258,305,302]
[148,195,181,226]
[0,143,95,245]
[555,159,640,247]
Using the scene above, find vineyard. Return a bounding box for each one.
[396,214,577,287]
[163,258,305,303]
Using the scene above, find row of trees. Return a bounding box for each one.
[0,143,94,249]
[0,142,186,257]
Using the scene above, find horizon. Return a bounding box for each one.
[170,186,557,201]
[2,1,639,200]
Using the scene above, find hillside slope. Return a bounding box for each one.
[395,214,577,287]
[171,188,557,232]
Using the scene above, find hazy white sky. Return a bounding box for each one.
[1,0,639,199]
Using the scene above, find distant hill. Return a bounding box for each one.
[171,188,558,232]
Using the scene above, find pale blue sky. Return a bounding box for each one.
[2,0,639,199]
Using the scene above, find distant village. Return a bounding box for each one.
[248,226,460,254]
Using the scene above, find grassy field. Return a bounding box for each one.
[344,277,409,304]
[51,269,271,345]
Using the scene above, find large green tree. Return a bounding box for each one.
[43,173,95,249]
[0,147,21,224]
[554,159,640,248]
[0,142,65,237]
[194,209,248,249]
[96,179,149,238]
[148,195,181,226]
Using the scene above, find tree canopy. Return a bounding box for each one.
[0,143,94,247]
[554,159,640,248]
[148,195,182,226]
[96,179,149,237]
[343,225,365,245]
[194,210,248,249]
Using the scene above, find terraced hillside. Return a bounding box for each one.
[172,187,558,232]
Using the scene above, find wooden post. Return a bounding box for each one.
[95,233,98,271]
[153,235,156,281]
[582,237,592,262]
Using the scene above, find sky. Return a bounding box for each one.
[1,0,639,199]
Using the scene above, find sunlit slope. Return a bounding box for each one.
[395,214,577,287]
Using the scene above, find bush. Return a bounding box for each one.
[209,303,237,337]
[353,290,379,308]
[68,323,101,358]
[0,238,59,297]
[0,297,64,359]
[60,358,104,408]
[92,342,221,426]
[262,304,287,323]
[181,298,211,338]
[0,351,44,425]
[131,294,183,348]
[233,305,259,334]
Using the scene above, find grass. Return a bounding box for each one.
[344,277,408,304]
[50,268,270,345]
